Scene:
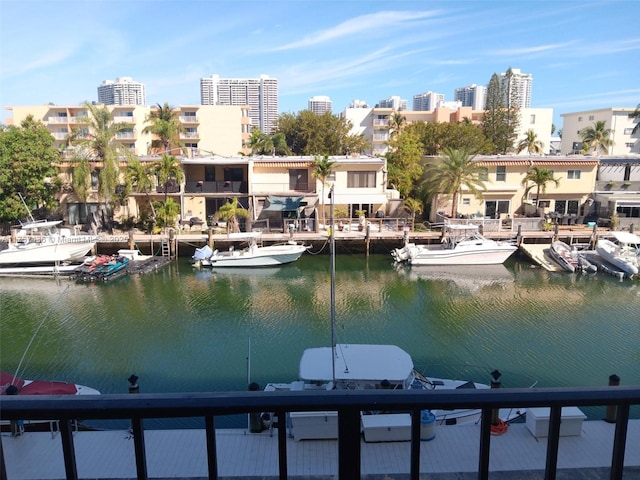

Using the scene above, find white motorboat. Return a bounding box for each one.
[392,224,517,266]
[192,232,308,267]
[549,241,597,274]
[595,232,639,277]
[0,220,97,269]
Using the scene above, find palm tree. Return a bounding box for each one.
[423,147,486,218]
[629,104,640,134]
[402,197,423,227]
[69,102,134,221]
[389,112,406,138]
[521,166,560,209]
[580,120,614,155]
[70,153,91,220]
[154,197,180,229]
[154,154,184,206]
[516,129,544,155]
[311,155,337,228]
[126,158,157,220]
[215,197,249,233]
[143,102,185,154]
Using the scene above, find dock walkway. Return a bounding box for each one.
[3,420,639,479]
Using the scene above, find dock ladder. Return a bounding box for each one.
[161,238,171,258]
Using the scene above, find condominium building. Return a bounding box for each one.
[308,96,332,115]
[413,91,445,111]
[560,107,639,155]
[498,68,532,108]
[377,96,407,111]
[454,84,487,110]
[97,77,146,106]
[200,74,279,134]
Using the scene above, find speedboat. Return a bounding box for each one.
[0,220,96,271]
[1,371,100,432]
[192,232,308,267]
[263,344,523,440]
[392,224,517,266]
[595,232,639,277]
[549,241,597,273]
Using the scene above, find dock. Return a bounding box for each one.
[3,420,639,479]
[518,243,564,272]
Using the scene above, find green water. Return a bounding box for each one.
[1,253,639,427]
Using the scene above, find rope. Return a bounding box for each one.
[491,419,509,435]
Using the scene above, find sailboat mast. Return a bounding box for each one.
[329,183,336,385]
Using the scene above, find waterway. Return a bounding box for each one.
[1,253,638,429]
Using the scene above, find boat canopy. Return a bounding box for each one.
[612,231,640,245]
[298,344,414,384]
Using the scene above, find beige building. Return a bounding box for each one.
[560,107,639,155]
[5,104,251,158]
[428,155,599,223]
[343,106,553,157]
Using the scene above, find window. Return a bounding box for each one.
[567,170,581,179]
[204,165,215,182]
[289,169,309,191]
[530,114,536,124]
[484,200,510,218]
[624,128,634,135]
[91,170,100,190]
[588,115,594,121]
[462,198,471,206]
[578,116,583,122]
[224,167,243,182]
[554,200,579,215]
[496,166,506,182]
[626,142,635,148]
[477,167,488,181]
[347,171,375,188]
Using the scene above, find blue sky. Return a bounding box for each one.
[1,1,639,129]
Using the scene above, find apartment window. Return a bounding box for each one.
[478,167,488,182]
[578,116,583,122]
[91,170,100,190]
[554,200,579,215]
[289,169,309,191]
[462,198,471,206]
[57,112,68,118]
[588,115,594,121]
[530,114,536,124]
[626,142,635,148]
[624,128,634,135]
[484,200,510,218]
[183,111,196,118]
[347,171,375,188]
[496,166,506,182]
[567,170,581,180]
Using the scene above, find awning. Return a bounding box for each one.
[263,195,304,211]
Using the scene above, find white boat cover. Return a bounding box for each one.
[298,344,414,384]
[611,231,640,245]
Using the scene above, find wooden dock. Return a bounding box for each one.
[518,243,565,272]
[3,420,639,479]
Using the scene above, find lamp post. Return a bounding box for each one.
[329,180,336,386]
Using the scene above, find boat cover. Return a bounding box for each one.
[298,344,414,383]
[1,372,77,395]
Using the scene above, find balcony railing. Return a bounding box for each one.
[184,180,247,194]
[1,386,638,480]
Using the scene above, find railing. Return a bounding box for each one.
[184,181,248,194]
[1,386,638,480]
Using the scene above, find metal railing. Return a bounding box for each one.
[1,385,638,480]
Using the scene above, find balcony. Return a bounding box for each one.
[180,115,199,124]
[2,386,638,480]
[185,180,247,194]
[180,132,200,140]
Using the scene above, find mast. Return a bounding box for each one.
[329,183,336,386]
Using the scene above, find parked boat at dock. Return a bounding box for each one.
[192,232,308,267]
[549,241,597,273]
[392,224,517,266]
[595,232,639,277]
[74,254,130,282]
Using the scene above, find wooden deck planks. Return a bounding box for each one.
[3,420,639,479]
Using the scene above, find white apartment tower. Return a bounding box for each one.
[97,77,146,105]
[377,96,407,111]
[413,91,445,111]
[200,74,279,134]
[308,96,332,115]
[498,68,532,108]
[454,84,487,110]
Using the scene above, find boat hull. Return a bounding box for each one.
[404,245,517,266]
[200,245,307,267]
[595,240,638,276]
[0,240,95,266]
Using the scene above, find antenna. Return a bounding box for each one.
[17,192,35,223]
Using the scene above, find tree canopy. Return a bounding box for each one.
[481,72,518,154]
[580,120,614,155]
[521,167,561,208]
[0,116,61,223]
[142,103,185,154]
[385,130,424,199]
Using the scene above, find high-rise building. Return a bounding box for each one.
[498,68,532,108]
[308,96,332,115]
[97,77,146,106]
[454,84,487,110]
[413,91,445,111]
[348,99,370,108]
[377,96,407,111]
[200,74,279,134]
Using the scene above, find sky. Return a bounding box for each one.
[1,0,639,130]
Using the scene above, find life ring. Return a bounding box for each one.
[490,419,509,435]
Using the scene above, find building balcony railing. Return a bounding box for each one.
[250,182,315,194]
[1,386,638,480]
[115,132,136,140]
[179,115,199,123]
[180,132,200,139]
[373,119,390,127]
[184,180,248,194]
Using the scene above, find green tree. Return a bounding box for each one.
[521,166,561,208]
[385,130,424,199]
[402,197,423,225]
[0,117,61,223]
[423,147,486,218]
[154,197,180,229]
[629,104,640,134]
[154,154,184,207]
[215,197,249,233]
[580,120,614,155]
[408,121,493,156]
[388,111,407,138]
[126,158,157,220]
[69,102,134,218]
[482,73,517,154]
[246,127,273,155]
[311,154,337,228]
[143,102,185,154]
[517,129,545,155]
[502,67,521,152]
